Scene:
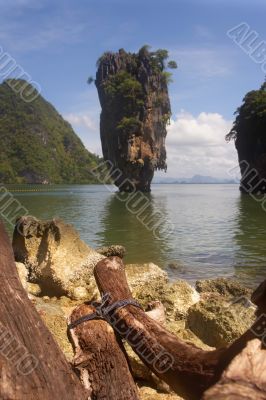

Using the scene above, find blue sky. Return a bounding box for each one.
[1,0,266,178]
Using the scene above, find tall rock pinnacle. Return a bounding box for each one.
[94,47,176,192]
[226,82,266,193]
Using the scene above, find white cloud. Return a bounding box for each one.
[65,109,238,179]
[64,113,97,131]
[64,112,102,155]
[170,47,234,79]
[156,110,237,179]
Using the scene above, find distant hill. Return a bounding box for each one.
[154,175,239,184]
[0,79,103,184]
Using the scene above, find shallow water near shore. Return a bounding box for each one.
[4,183,266,288]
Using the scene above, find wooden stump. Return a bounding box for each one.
[0,221,88,400]
[69,303,140,400]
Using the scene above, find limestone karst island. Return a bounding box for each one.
[94,47,175,192]
[0,2,265,400]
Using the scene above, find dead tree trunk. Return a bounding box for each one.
[0,221,88,400]
[202,339,266,400]
[69,303,140,400]
[94,256,265,400]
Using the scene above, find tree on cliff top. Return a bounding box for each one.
[226,80,266,192]
[226,81,266,142]
[89,45,177,85]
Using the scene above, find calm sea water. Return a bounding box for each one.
[4,184,266,288]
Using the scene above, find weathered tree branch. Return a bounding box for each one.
[94,257,265,400]
[202,339,266,400]
[94,257,223,399]
[0,221,88,400]
[69,303,140,400]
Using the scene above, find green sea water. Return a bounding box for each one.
[3,183,266,288]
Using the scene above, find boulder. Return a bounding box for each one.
[13,218,177,305]
[195,278,252,299]
[126,262,167,299]
[28,282,42,296]
[145,301,167,326]
[187,295,256,348]
[97,245,126,258]
[165,321,214,351]
[16,261,42,296]
[13,216,104,299]
[170,281,200,319]
[15,261,28,290]
[139,386,183,400]
[127,266,199,320]
[33,296,75,361]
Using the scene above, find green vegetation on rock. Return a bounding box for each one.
[0,79,104,184]
[94,48,177,132]
[94,46,177,191]
[226,81,266,192]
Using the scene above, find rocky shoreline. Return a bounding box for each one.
[13,216,257,400]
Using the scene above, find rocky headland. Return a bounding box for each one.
[94,47,177,192]
[226,81,266,193]
[11,216,259,400]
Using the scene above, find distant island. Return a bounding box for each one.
[0,79,105,184]
[153,174,239,184]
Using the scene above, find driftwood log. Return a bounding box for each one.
[0,222,88,400]
[69,303,140,400]
[203,339,266,400]
[92,256,266,400]
[202,277,266,399]
[1,215,265,400]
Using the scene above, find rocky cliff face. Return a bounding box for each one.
[95,48,174,192]
[226,82,266,193]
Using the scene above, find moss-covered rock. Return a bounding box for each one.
[128,269,199,320]
[97,244,126,258]
[16,261,41,296]
[195,278,252,298]
[139,386,183,400]
[33,297,75,361]
[126,262,168,300]
[165,321,214,351]
[187,295,256,348]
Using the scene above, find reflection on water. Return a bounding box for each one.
[97,192,172,265]
[3,184,266,287]
[233,194,266,287]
